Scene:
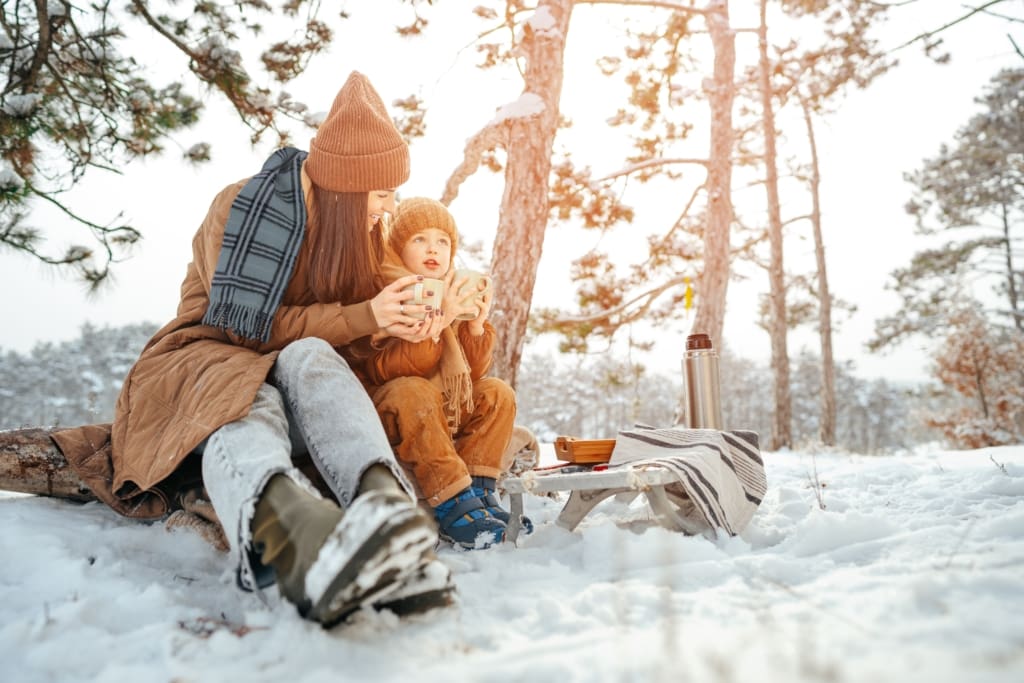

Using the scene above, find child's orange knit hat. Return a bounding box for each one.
[388,197,458,261]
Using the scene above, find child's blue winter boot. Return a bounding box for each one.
[471,475,533,535]
[434,487,507,549]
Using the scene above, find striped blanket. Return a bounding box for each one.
[609,427,767,536]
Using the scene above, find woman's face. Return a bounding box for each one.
[367,190,397,231]
[400,227,452,278]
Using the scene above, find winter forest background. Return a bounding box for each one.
[0,319,982,453]
[1,1,1023,453]
[3,6,1024,682]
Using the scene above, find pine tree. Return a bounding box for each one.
[873,67,1024,349]
[1,1,332,285]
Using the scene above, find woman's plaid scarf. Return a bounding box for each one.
[202,147,308,343]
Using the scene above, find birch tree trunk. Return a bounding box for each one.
[758,0,792,450]
[799,95,836,446]
[693,0,736,348]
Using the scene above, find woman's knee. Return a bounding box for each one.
[275,337,358,386]
[277,337,334,367]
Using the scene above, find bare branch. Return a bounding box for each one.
[575,0,708,15]
[1010,33,1024,59]
[128,0,202,62]
[550,272,690,326]
[894,0,1009,50]
[13,0,54,98]
[593,157,708,183]
[440,120,508,205]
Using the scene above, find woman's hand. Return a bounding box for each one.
[370,274,430,328]
[372,273,450,344]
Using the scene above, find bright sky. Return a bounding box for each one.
[1,1,1020,386]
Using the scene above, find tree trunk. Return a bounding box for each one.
[0,428,94,501]
[758,0,791,450]
[799,94,836,446]
[484,0,574,388]
[1000,203,1022,332]
[693,0,736,349]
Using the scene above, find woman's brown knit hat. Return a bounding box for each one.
[389,197,458,260]
[306,71,410,192]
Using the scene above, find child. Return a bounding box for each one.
[361,197,526,549]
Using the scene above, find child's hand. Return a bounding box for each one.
[443,271,479,326]
[466,289,492,336]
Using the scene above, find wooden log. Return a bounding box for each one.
[0,428,96,502]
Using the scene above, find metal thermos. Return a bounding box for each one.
[682,333,723,429]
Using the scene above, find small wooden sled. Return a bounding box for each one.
[501,452,706,543]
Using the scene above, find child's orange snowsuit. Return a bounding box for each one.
[357,196,516,506]
[363,319,516,506]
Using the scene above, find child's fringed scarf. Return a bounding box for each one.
[380,250,473,434]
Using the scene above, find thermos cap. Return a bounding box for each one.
[686,333,713,351]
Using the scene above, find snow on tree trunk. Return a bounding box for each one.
[758,0,792,450]
[693,0,736,350]
[487,0,573,388]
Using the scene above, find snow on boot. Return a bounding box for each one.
[304,489,438,627]
[373,551,455,617]
[251,474,345,609]
[252,474,437,628]
[433,487,506,549]
[471,475,533,535]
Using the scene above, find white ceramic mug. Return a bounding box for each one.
[401,277,444,320]
[454,268,493,321]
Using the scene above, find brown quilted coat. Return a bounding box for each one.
[51,167,380,518]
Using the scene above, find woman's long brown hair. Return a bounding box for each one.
[306,189,384,305]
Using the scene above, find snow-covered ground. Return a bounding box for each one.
[2,444,1022,683]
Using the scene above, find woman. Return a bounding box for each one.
[55,72,453,628]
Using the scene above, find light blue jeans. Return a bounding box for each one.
[199,338,414,591]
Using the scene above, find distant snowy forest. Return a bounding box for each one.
[1,322,959,453]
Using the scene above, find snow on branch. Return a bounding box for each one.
[441,93,547,204]
[490,92,546,125]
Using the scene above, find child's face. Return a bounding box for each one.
[400,227,452,278]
